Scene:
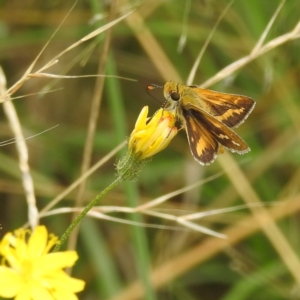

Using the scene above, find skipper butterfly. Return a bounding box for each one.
[148,81,255,165]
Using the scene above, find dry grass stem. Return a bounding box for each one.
[0,67,38,229]
[107,192,300,300]
[187,0,234,85]
[201,18,300,88]
[250,0,285,56]
[121,0,181,82]
[134,172,223,212]
[41,207,186,232]
[0,10,134,103]
[67,0,119,254]
[212,129,298,208]
[177,0,191,52]
[38,141,126,216]
[28,73,136,81]
[1,7,133,230]
[218,152,300,286]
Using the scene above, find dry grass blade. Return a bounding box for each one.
[251,0,286,56]
[212,129,298,209]
[2,1,79,98]
[0,125,59,147]
[187,0,234,85]
[67,0,120,255]
[122,0,181,82]
[88,171,224,215]
[38,141,126,216]
[201,19,300,88]
[3,6,133,230]
[176,218,226,238]
[0,9,134,102]
[108,193,300,300]
[218,152,300,285]
[133,171,224,212]
[181,203,279,221]
[28,73,136,81]
[36,10,134,74]
[0,67,38,229]
[37,170,228,239]
[41,207,186,231]
[141,209,226,238]
[177,0,191,52]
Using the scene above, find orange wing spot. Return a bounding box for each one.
[221,107,245,120]
[196,138,209,156]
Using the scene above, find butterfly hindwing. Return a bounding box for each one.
[182,108,219,165]
[182,104,250,164]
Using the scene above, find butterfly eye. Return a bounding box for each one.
[170,92,180,101]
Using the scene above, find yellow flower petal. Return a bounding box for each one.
[0,266,22,297]
[38,251,78,271]
[46,270,85,292]
[51,289,79,300]
[0,226,85,300]
[28,226,48,258]
[15,285,31,300]
[128,107,178,159]
[29,281,55,300]
[134,106,148,132]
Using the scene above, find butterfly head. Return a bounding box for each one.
[163,81,179,99]
[163,81,185,112]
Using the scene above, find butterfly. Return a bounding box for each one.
[148,81,255,165]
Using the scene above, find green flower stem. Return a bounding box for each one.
[53,151,149,252]
[53,176,123,252]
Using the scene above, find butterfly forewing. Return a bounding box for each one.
[190,87,255,128]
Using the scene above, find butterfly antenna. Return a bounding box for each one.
[146,84,163,104]
[146,84,162,92]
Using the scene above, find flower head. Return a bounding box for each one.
[0,225,85,300]
[128,106,178,159]
[117,106,177,181]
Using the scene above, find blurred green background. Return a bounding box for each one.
[1,0,300,299]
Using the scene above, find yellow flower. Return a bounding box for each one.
[0,226,85,300]
[128,106,178,159]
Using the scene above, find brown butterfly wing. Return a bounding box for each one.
[189,87,255,128]
[182,108,220,165]
[182,105,250,165]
